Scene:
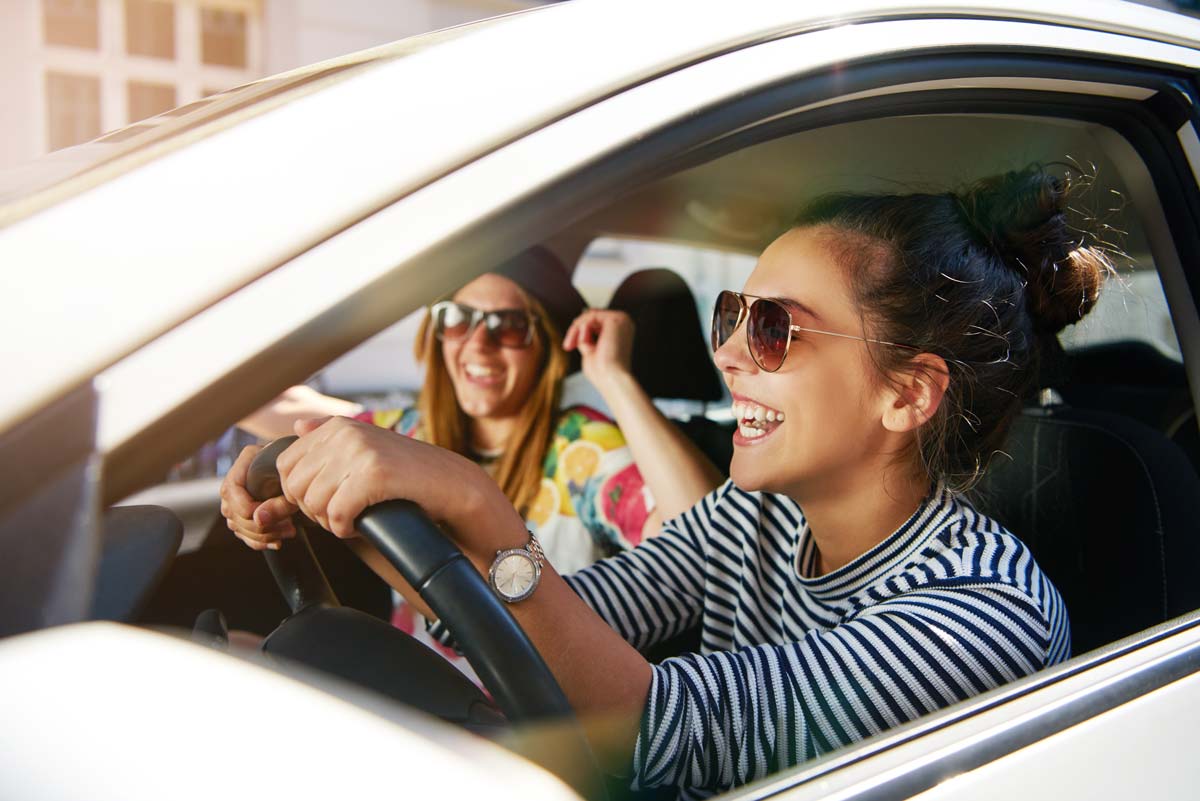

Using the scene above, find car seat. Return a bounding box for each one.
[608,268,733,473]
[1058,340,1198,472]
[971,398,1200,655]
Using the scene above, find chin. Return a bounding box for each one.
[456,395,497,418]
[729,453,769,493]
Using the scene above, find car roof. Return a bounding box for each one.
[0,0,1192,222]
[1,0,1197,437]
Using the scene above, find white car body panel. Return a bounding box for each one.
[0,623,577,801]
[910,672,1200,800]
[738,619,1200,799]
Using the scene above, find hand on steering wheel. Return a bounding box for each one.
[240,429,607,801]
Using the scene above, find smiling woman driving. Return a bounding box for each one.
[223,165,1109,799]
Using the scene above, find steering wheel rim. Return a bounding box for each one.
[246,436,608,798]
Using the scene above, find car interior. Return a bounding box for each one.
[71,100,1200,796]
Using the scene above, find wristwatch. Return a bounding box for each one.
[488,531,545,603]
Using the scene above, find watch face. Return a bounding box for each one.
[491,551,538,601]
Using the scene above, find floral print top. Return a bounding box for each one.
[353,404,654,574]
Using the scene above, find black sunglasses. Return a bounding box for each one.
[430,301,536,348]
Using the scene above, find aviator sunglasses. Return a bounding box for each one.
[711,290,914,372]
[430,300,536,348]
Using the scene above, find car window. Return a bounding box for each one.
[1058,263,1182,360]
[572,236,756,417]
[574,236,758,316]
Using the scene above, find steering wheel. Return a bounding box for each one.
[245,436,607,799]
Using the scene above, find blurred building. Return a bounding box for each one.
[0,0,550,172]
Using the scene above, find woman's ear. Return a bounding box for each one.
[881,353,950,433]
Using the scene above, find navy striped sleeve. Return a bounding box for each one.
[633,582,1057,793]
[564,497,711,650]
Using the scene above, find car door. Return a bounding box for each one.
[3,4,1200,798]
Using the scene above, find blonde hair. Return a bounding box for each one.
[413,289,568,514]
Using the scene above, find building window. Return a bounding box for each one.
[44,0,99,49]
[127,81,177,122]
[200,7,247,68]
[125,0,175,59]
[45,71,102,151]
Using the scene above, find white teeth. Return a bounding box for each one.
[465,364,500,377]
[738,424,765,438]
[731,401,784,426]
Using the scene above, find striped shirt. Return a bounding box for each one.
[565,480,1070,798]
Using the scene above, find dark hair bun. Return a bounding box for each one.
[959,166,1111,333]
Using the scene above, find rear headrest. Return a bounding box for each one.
[608,268,724,402]
[971,405,1200,654]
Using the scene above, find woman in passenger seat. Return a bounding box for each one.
[224,165,1109,799]
[231,247,723,679]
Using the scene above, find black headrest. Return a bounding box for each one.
[608,268,724,402]
[971,406,1200,655]
[1065,340,1188,388]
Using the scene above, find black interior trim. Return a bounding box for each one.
[91,505,183,622]
[0,382,96,517]
[0,382,100,637]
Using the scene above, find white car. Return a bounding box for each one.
[2,1,1200,799]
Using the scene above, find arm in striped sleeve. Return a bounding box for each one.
[564,514,707,650]
[424,510,708,651]
[633,582,1059,793]
[425,484,717,650]
[562,480,733,649]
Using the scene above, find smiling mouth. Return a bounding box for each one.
[732,400,785,440]
[463,363,503,385]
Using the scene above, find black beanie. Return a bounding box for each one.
[494,246,587,337]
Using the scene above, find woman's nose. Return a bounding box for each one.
[712,320,755,376]
[464,318,496,349]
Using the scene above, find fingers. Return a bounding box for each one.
[276,416,368,538]
[220,445,261,538]
[224,494,294,551]
[295,415,332,436]
[562,316,582,352]
[563,313,603,353]
[220,445,259,515]
[565,312,601,353]
[253,495,299,529]
[219,443,299,551]
[228,518,295,551]
[324,477,363,539]
[298,461,344,534]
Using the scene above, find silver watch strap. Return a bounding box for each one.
[525,530,545,567]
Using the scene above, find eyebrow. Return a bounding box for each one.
[775,296,823,324]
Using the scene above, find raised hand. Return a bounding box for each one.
[562,309,636,393]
